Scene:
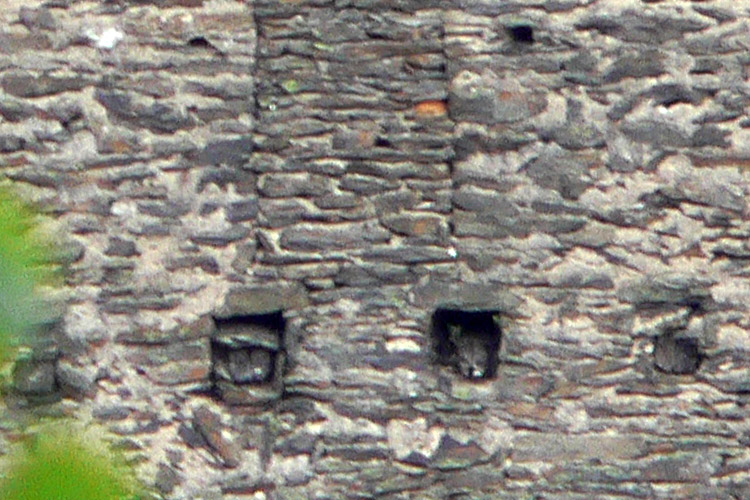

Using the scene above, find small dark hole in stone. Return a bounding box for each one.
[653,332,702,375]
[431,309,501,380]
[507,25,534,44]
[188,36,211,48]
[366,31,390,41]
[211,312,285,388]
[375,137,392,148]
[660,97,688,108]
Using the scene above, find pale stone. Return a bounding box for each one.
[553,401,589,433]
[478,418,515,456]
[385,338,421,353]
[268,454,311,485]
[716,324,750,350]
[386,418,444,461]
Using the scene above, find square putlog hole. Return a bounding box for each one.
[432,309,501,380]
[211,312,285,386]
[653,332,702,375]
[507,24,534,44]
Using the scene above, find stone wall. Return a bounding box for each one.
[2,0,750,498]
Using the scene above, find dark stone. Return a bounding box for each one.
[431,436,487,470]
[231,242,257,273]
[56,360,98,398]
[226,199,259,222]
[449,70,546,124]
[551,270,614,289]
[692,126,731,147]
[184,79,253,100]
[280,222,390,251]
[453,125,534,160]
[684,33,745,55]
[0,97,36,122]
[617,274,714,310]
[2,71,88,97]
[137,201,191,218]
[339,174,400,195]
[314,193,361,210]
[214,380,281,405]
[19,7,59,31]
[711,242,750,260]
[197,166,254,193]
[607,96,639,122]
[92,405,132,421]
[105,237,139,257]
[645,84,705,107]
[525,148,593,200]
[641,453,719,482]
[189,226,250,246]
[13,358,56,395]
[128,223,171,237]
[193,136,254,166]
[95,89,195,134]
[0,134,27,152]
[697,109,744,125]
[117,315,214,345]
[551,122,605,150]
[372,190,418,214]
[413,279,523,312]
[452,210,529,238]
[360,245,455,264]
[452,186,520,216]
[258,199,308,227]
[621,120,691,147]
[154,463,180,495]
[448,71,497,124]
[101,295,181,314]
[334,263,413,287]
[125,340,210,367]
[380,213,447,239]
[193,405,240,468]
[178,422,208,449]
[602,50,667,83]
[7,169,66,189]
[692,5,736,23]
[258,173,330,197]
[690,57,723,75]
[717,90,750,112]
[562,52,598,74]
[218,283,308,317]
[55,239,86,264]
[165,255,220,274]
[576,10,708,44]
[346,160,447,181]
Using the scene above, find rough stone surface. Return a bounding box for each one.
[2,1,750,499]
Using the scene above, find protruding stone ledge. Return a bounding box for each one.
[217,283,309,318]
[412,278,523,313]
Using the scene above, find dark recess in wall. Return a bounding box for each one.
[432,309,501,380]
[211,312,286,393]
[187,36,211,48]
[653,331,702,375]
[507,24,534,44]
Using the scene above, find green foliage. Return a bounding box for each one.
[0,186,59,359]
[0,187,146,499]
[0,426,140,500]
